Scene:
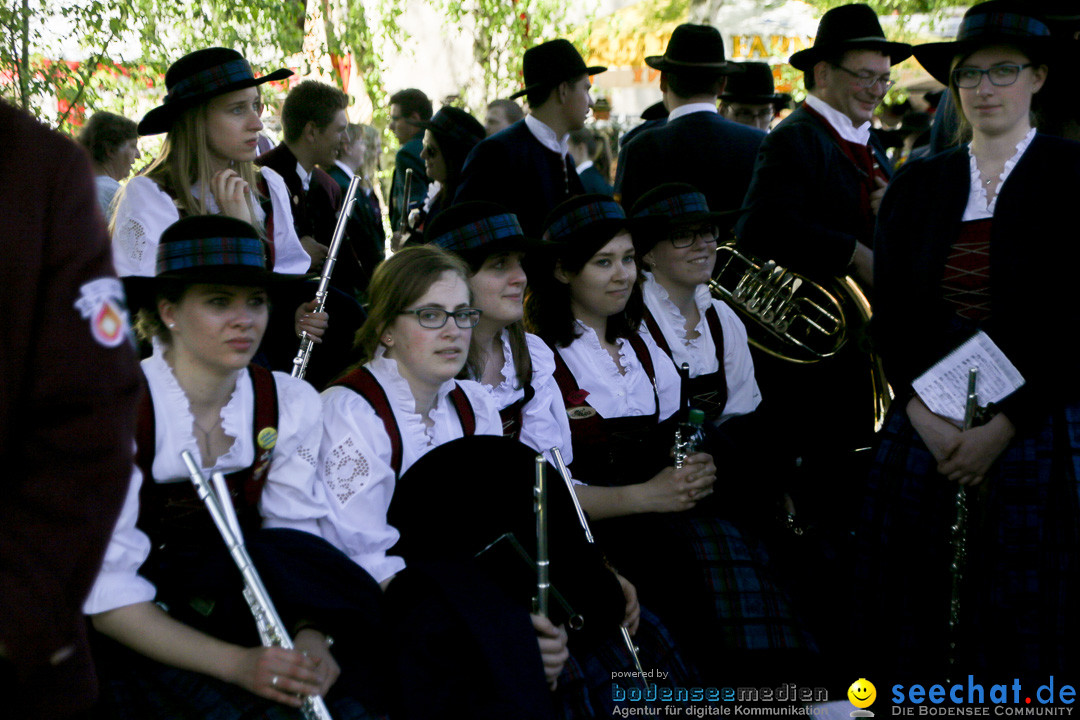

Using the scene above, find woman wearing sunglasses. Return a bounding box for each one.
[860,0,1080,682]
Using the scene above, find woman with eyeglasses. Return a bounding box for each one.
[315,245,567,720]
[525,194,813,685]
[858,1,1080,683]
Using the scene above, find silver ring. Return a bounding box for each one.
[271,675,280,687]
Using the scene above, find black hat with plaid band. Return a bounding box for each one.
[913,1,1055,86]
[789,4,912,73]
[629,183,742,256]
[139,47,293,136]
[427,201,532,268]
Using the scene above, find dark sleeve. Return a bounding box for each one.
[613,135,646,209]
[453,138,512,207]
[736,123,859,278]
[391,145,429,227]
[0,130,141,672]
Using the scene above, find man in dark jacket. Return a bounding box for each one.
[615,24,764,213]
[0,100,141,718]
[454,39,605,238]
[388,88,431,235]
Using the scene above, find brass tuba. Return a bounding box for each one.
[709,241,891,432]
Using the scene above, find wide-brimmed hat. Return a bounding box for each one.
[427,201,531,267]
[721,62,791,105]
[541,194,629,260]
[124,215,309,308]
[646,24,741,74]
[790,4,913,72]
[628,183,741,256]
[913,2,1055,86]
[509,39,606,100]
[139,48,293,136]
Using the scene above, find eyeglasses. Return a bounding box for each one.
[831,64,895,91]
[669,224,720,248]
[951,63,1033,89]
[399,306,482,329]
[730,107,775,123]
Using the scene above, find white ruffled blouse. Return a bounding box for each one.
[641,272,762,424]
[477,330,574,467]
[84,344,328,615]
[555,321,681,423]
[316,350,502,583]
[111,166,311,278]
[963,127,1036,221]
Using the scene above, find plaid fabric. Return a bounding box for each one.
[855,401,1080,683]
[632,191,710,220]
[430,213,523,253]
[543,198,625,244]
[555,607,701,719]
[958,11,1051,41]
[169,58,255,102]
[156,235,267,275]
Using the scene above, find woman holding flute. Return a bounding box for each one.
[859,0,1080,683]
[84,215,385,718]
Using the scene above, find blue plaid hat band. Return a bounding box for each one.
[957,12,1051,42]
[168,58,255,102]
[431,213,524,253]
[543,199,625,244]
[156,235,267,276]
[633,191,710,220]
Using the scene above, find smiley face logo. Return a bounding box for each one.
[848,678,876,709]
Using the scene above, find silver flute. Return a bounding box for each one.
[547,447,650,689]
[291,175,364,381]
[946,366,979,682]
[534,454,550,618]
[180,451,334,720]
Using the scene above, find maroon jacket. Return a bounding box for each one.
[0,101,141,717]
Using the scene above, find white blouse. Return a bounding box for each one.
[963,127,1036,221]
[641,272,762,424]
[477,330,574,467]
[84,344,328,615]
[111,166,311,277]
[555,321,681,423]
[316,351,502,583]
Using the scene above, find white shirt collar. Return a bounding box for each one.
[575,159,594,175]
[295,161,313,192]
[333,160,355,180]
[525,114,570,156]
[667,102,717,122]
[805,94,871,145]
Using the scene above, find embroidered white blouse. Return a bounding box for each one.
[963,127,1036,221]
[641,272,762,424]
[555,321,681,423]
[316,351,502,583]
[111,166,311,278]
[83,344,328,615]
[477,331,574,467]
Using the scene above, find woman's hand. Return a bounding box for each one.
[615,573,641,636]
[209,170,254,224]
[937,413,1015,486]
[293,629,339,697]
[225,644,327,708]
[906,395,962,464]
[299,235,329,273]
[294,300,329,343]
[632,453,716,513]
[531,614,569,691]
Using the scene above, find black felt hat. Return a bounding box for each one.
[789,4,913,72]
[628,183,741,256]
[427,201,532,268]
[913,2,1055,86]
[646,24,741,74]
[721,61,791,104]
[509,39,606,100]
[139,48,293,136]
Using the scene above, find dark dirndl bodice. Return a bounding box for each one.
[642,303,729,423]
[498,382,535,441]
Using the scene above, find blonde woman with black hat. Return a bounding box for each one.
[860,0,1080,683]
[85,215,386,718]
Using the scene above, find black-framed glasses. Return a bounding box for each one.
[831,64,895,91]
[951,63,1033,89]
[399,306,482,329]
[730,107,775,124]
[669,224,720,249]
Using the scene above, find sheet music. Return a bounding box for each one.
[912,331,1026,424]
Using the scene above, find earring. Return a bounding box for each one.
[382,335,393,345]
[168,322,176,329]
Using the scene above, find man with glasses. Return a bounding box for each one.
[719,61,791,132]
[732,3,912,674]
[615,24,765,214]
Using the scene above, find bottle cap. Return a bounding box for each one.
[688,408,706,425]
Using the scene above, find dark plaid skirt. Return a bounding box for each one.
[855,401,1080,683]
[554,607,700,719]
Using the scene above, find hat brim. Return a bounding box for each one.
[138,68,294,136]
[789,40,913,72]
[123,266,314,313]
[720,91,792,104]
[913,37,1054,86]
[629,208,743,254]
[644,56,744,74]
[509,65,607,100]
